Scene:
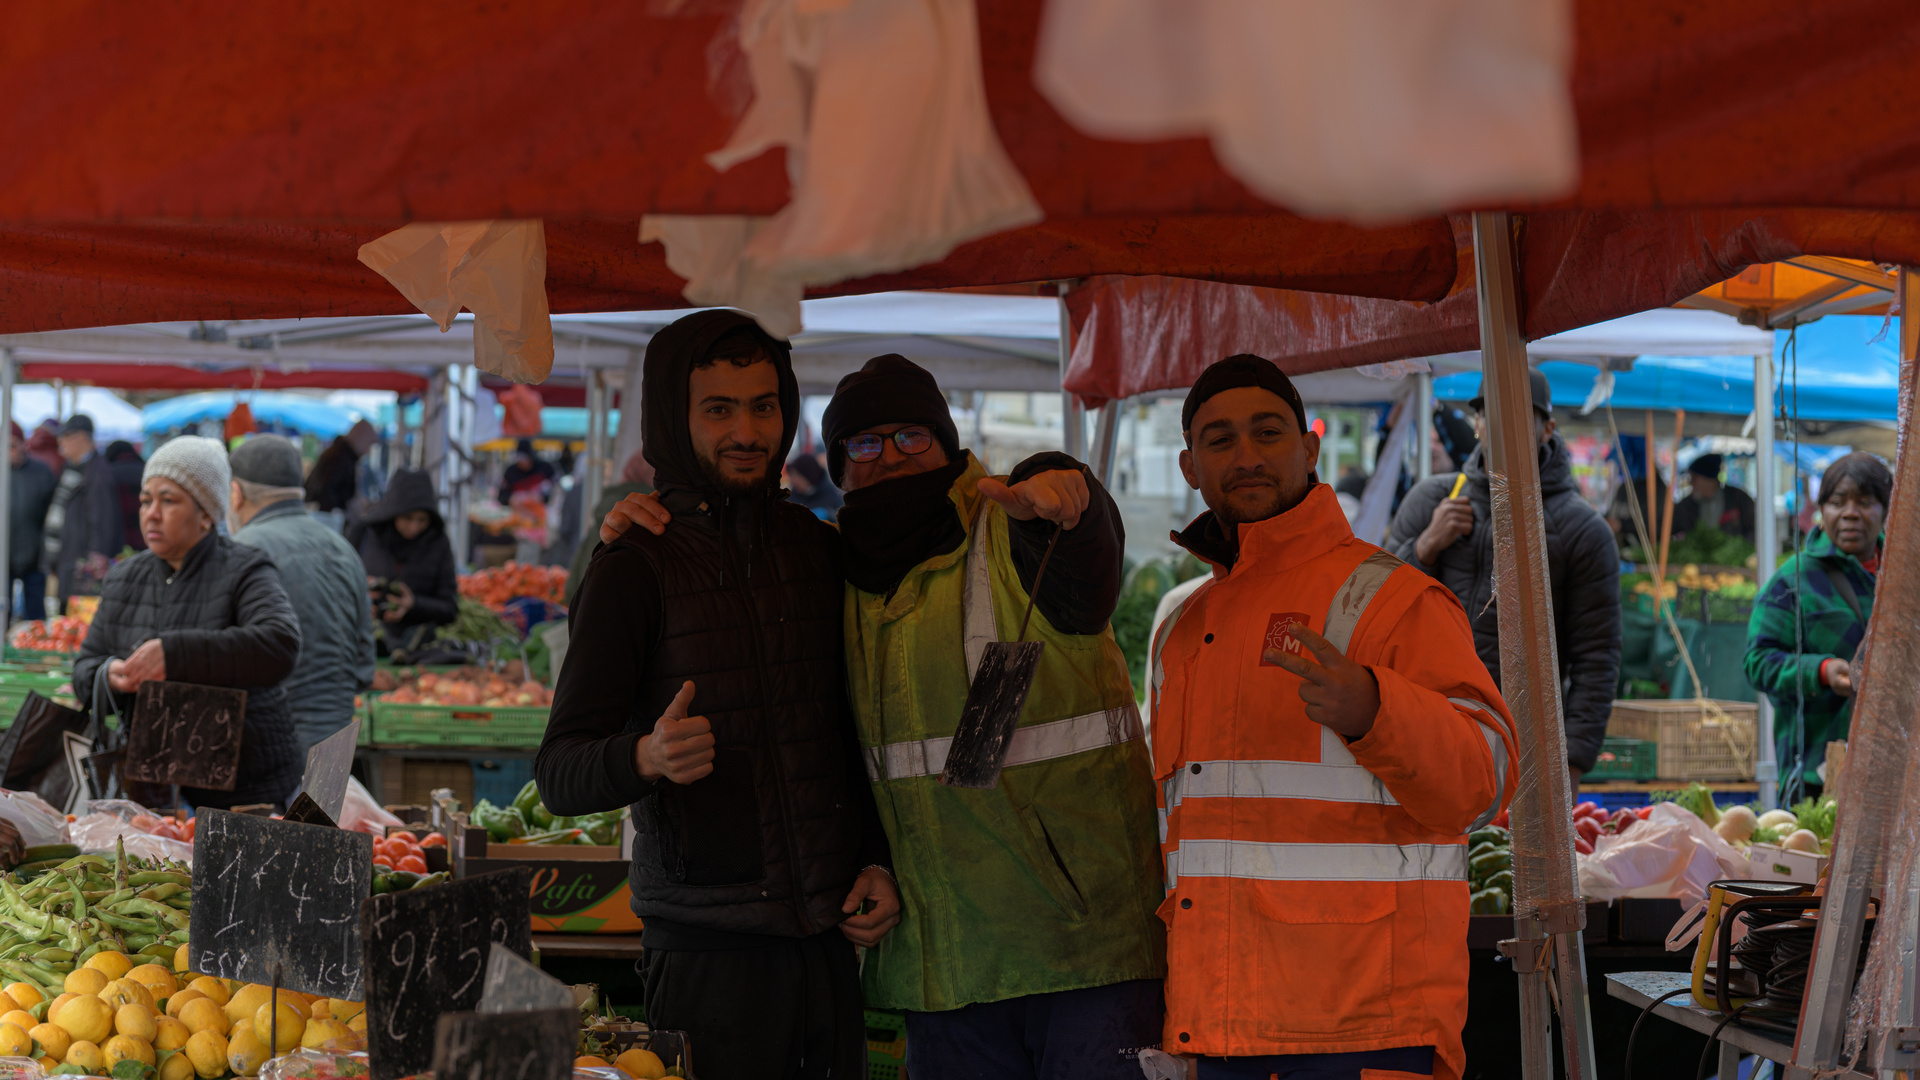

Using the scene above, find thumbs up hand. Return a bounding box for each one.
[634,681,716,784]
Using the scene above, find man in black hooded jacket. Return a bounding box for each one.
[1386,370,1621,777]
[535,311,896,1080]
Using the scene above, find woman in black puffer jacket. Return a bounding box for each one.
[349,469,459,655]
[72,437,303,811]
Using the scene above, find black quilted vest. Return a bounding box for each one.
[618,491,864,937]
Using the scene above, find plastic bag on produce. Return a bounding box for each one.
[69,812,193,866]
[0,789,68,848]
[0,1055,42,1080]
[1578,802,1749,904]
[261,1048,368,1080]
[339,776,405,837]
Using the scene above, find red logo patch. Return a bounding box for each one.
[1260,613,1311,665]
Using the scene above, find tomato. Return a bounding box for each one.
[391,831,421,849]
[1635,805,1654,819]
[420,832,447,848]
[372,855,394,870]
[183,817,196,841]
[397,854,429,875]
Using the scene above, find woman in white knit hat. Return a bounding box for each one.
[71,436,307,811]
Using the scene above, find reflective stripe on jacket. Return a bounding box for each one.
[848,454,1165,1012]
[1152,485,1516,1075]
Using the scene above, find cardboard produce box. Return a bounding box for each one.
[461,826,642,933]
[1747,841,1829,885]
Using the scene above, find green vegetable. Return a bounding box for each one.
[1652,782,1720,828]
[512,780,542,820]
[1468,826,1511,848]
[1750,824,1791,845]
[1470,849,1512,877]
[472,800,529,843]
[531,802,555,830]
[1790,795,1839,841]
[1470,887,1511,915]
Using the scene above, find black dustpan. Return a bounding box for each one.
[940,524,1063,789]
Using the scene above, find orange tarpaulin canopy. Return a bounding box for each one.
[0,1,1914,338]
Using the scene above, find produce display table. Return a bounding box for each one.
[534,933,645,960]
[1605,970,1871,1078]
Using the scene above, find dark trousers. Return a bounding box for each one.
[1198,1046,1435,1080]
[12,571,44,621]
[904,979,1164,1080]
[639,930,865,1080]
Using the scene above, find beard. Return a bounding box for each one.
[695,438,772,495]
[1209,466,1310,526]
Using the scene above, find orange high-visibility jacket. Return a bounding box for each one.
[1149,485,1517,1077]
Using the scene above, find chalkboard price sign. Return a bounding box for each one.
[188,809,372,999]
[362,867,534,1080]
[431,1008,574,1080]
[123,680,246,790]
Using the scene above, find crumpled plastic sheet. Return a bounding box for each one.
[1487,466,1581,923]
[358,219,554,383]
[1839,329,1920,1061]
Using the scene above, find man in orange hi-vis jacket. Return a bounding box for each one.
[1148,355,1518,1080]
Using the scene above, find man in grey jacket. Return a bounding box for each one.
[229,436,376,752]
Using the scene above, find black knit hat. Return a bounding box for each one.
[822,355,961,485]
[1181,354,1308,440]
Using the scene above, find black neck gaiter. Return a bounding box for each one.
[837,459,971,594]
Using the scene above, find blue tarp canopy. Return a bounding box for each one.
[1432,315,1900,423]
[142,391,368,439]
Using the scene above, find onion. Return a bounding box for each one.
[1782,829,1822,854]
[1715,805,1757,843]
[1757,809,1799,831]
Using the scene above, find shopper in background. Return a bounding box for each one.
[230,436,376,753]
[305,417,379,514]
[350,468,460,653]
[540,311,893,1080]
[1672,453,1757,544]
[498,437,556,506]
[73,436,304,811]
[564,449,653,607]
[1388,369,1620,781]
[44,415,122,613]
[1153,355,1515,1080]
[104,440,147,553]
[8,423,56,621]
[1745,451,1889,798]
[25,421,63,476]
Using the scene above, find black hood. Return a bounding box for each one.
[360,468,444,530]
[1463,433,1575,497]
[641,310,798,497]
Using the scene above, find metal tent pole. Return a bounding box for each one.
[0,350,13,624]
[1090,400,1121,487]
[1753,349,1779,809]
[1417,371,1434,481]
[584,369,606,521]
[1057,281,1086,461]
[1471,211,1598,1080]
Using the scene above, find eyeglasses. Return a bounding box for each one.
[843,427,934,463]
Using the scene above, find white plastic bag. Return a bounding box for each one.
[338,777,404,837]
[1578,802,1749,905]
[70,807,193,867]
[358,220,554,383]
[0,789,68,848]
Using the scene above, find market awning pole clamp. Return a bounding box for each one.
[1499,899,1588,974]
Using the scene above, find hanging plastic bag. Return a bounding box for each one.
[1577,802,1749,904]
[359,220,554,383]
[338,776,405,837]
[642,0,1041,337]
[0,789,69,849]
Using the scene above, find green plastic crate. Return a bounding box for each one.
[0,673,79,728]
[1587,736,1658,781]
[865,1009,906,1080]
[369,699,550,748]
[2,646,76,664]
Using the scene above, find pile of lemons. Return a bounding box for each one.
[0,945,365,1078]
[575,1046,670,1078]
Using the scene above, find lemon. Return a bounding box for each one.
[223,983,271,1026]
[0,1021,28,1057]
[34,1055,55,1072]
[5,982,42,1010]
[166,989,205,1018]
[0,990,20,1016]
[46,992,76,1024]
[227,1024,268,1077]
[346,1011,366,1033]
[229,1017,251,1043]
[63,968,108,996]
[100,977,157,1012]
[84,950,133,981]
[160,1051,196,1080]
[128,964,180,998]
[173,944,191,973]
[184,1029,228,1079]
[615,1047,668,1079]
[153,1014,190,1053]
[326,998,364,1023]
[576,1056,611,1068]
[54,993,112,1045]
[64,1038,104,1072]
[299,1017,349,1049]
[308,998,332,1020]
[114,1002,158,1041]
[177,996,228,1037]
[281,994,312,1020]
[29,1021,70,1060]
[104,1032,156,1067]
[186,977,229,1007]
[0,1009,34,1032]
[254,1000,305,1053]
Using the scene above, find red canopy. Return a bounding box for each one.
[0,1,1914,338]
[12,362,428,393]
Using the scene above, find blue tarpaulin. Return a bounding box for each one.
[142,391,367,439]
[1433,314,1900,423]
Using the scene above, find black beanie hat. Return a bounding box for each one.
[822,355,961,485]
[1181,354,1308,440]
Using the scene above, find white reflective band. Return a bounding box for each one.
[1451,697,1509,830]
[864,705,1144,782]
[1166,840,1467,883]
[961,502,996,681]
[1323,549,1402,653]
[1164,759,1397,808]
